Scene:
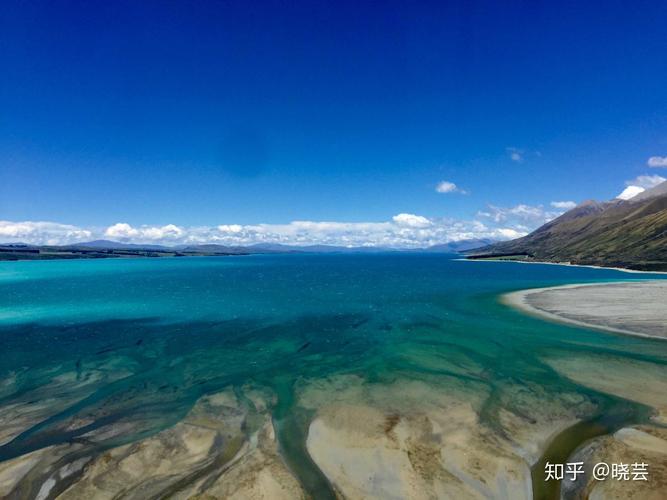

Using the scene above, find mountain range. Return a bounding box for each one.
[9,177,667,272]
[467,181,667,271]
[0,238,495,261]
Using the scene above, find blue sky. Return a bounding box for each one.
[1,1,667,246]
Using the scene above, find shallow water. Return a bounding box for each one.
[1,254,666,498]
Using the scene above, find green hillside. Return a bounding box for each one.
[467,182,667,271]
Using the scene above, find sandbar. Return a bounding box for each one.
[503,281,667,340]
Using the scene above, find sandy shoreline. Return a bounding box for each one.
[503,281,667,340]
[460,257,667,275]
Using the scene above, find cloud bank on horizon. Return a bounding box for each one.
[3,172,664,247]
[5,166,663,247]
[1,201,567,247]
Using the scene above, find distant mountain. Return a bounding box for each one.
[466,181,667,271]
[0,241,256,261]
[631,179,667,202]
[0,237,510,261]
[178,244,254,254]
[247,243,396,253]
[0,241,399,261]
[426,238,496,253]
[76,240,169,250]
[0,240,504,261]
[246,243,300,252]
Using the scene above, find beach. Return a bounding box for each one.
[503,281,667,340]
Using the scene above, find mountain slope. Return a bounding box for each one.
[426,238,496,253]
[467,182,667,271]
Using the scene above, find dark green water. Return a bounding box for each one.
[1,254,666,497]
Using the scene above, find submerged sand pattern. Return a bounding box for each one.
[299,374,599,499]
[0,387,304,500]
[2,357,667,499]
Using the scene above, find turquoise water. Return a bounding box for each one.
[1,254,666,496]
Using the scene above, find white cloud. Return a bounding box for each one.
[477,203,566,228]
[104,222,139,239]
[616,174,666,200]
[648,156,667,168]
[506,147,523,162]
[0,221,92,246]
[617,185,645,200]
[628,175,666,189]
[392,213,432,228]
[496,228,523,239]
[104,223,185,241]
[0,213,538,248]
[436,181,467,194]
[550,201,577,210]
[3,200,573,249]
[141,224,184,240]
[217,224,243,233]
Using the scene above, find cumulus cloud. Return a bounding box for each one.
[142,224,184,240]
[648,156,667,168]
[435,181,467,194]
[104,223,184,241]
[217,224,243,233]
[625,175,667,189]
[617,186,645,200]
[0,211,551,248]
[476,203,567,232]
[550,201,577,210]
[496,228,523,239]
[630,174,666,189]
[104,222,139,239]
[2,198,577,249]
[616,174,666,200]
[392,213,432,228]
[0,221,92,246]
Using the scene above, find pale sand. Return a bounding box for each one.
[301,374,596,500]
[1,386,305,500]
[562,426,667,500]
[503,281,667,340]
[460,257,667,275]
